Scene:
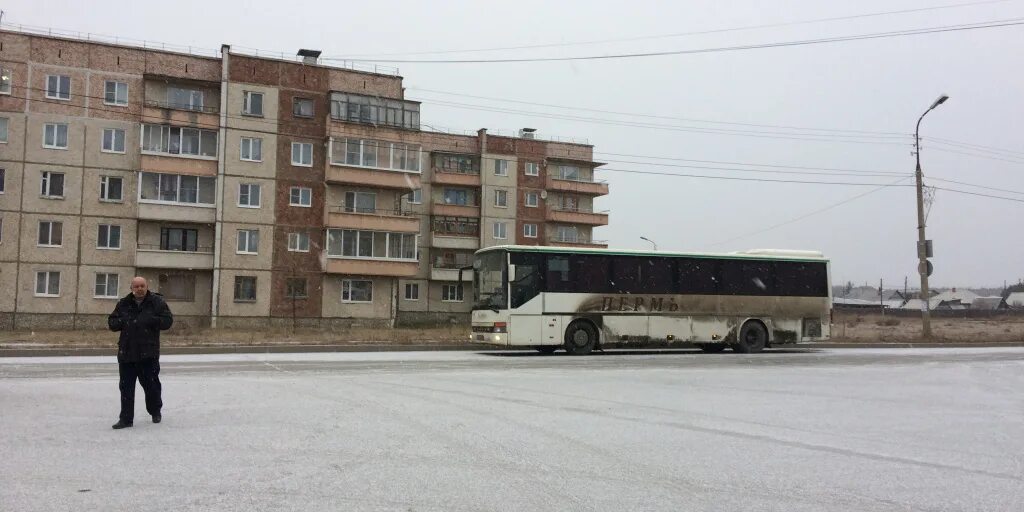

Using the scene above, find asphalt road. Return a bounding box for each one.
[2,348,1023,511]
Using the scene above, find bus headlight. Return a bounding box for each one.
[493,335,501,342]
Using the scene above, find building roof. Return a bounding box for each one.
[972,297,1007,310]
[1007,292,1024,308]
[930,288,980,305]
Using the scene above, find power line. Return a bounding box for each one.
[932,186,1024,203]
[925,145,1024,165]
[928,177,1024,195]
[335,0,1016,58]
[594,151,908,175]
[924,136,1024,158]
[599,158,910,178]
[324,18,1024,64]
[599,167,914,187]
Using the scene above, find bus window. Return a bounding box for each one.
[643,257,674,294]
[678,258,719,294]
[610,257,641,294]
[720,260,776,296]
[546,255,572,292]
[510,253,543,308]
[776,261,829,297]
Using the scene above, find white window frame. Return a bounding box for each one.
[524,192,539,207]
[0,68,11,95]
[45,75,71,101]
[289,186,312,207]
[404,283,419,301]
[328,138,422,174]
[494,189,508,208]
[326,230,418,261]
[35,271,61,297]
[525,162,540,176]
[341,279,373,303]
[43,123,69,150]
[237,183,261,208]
[291,142,313,167]
[494,159,509,176]
[242,91,264,117]
[236,229,259,255]
[97,224,122,250]
[137,172,217,207]
[524,223,538,238]
[94,273,120,299]
[0,117,9,144]
[493,222,507,240]
[288,232,311,252]
[140,124,219,160]
[240,137,262,162]
[103,80,128,106]
[40,171,65,199]
[101,128,126,154]
[37,221,63,247]
[233,276,258,303]
[407,189,422,204]
[442,284,464,302]
[100,176,123,203]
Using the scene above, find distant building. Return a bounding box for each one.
[971,297,1008,310]
[1006,292,1024,309]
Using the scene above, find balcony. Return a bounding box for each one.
[326,166,421,191]
[546,175,609,196]
[326,207,420,233]
[432,201,481,218]
[431,267,473,282]
[432,168,481,187]
[324,258,419,277]
[135,244,215,270]
[138,202,216,223]
[546,206,609,226]
[140,154,218,176]
[548,235,608,249]
[143,100,219,129]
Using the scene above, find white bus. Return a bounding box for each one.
[469,245,831,354]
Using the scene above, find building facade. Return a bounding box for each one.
[0,29,609,329]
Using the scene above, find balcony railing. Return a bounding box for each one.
[549,205,608,214]
[549,235,607,245]
[138,244,214,253]
[144,99,219,114]
[551,175,606,184]
[327,206,414,217]
[433,166,480,176]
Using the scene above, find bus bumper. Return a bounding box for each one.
[470,332,507,345]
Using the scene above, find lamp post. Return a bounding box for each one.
[914,94,948,338]
[640,236,658,251]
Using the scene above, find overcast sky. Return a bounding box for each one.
[5,0,1023,288]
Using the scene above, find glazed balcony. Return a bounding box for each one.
[325,206,420,233]
[546,206,609,226]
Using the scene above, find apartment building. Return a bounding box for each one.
[0,29,609,329]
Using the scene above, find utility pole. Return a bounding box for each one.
[880,278,884,315]
[914,94,948,339]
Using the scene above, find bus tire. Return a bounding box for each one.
[564,320,598,355]
[535,346,558,355]
[698,343,727,353]
[732,321,768,354]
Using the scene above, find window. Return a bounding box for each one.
[326,230,417,260]
[40,171,65,198]
[344,191,376,213]
[525,162,540,176]
[433,154,477,173]
[43,123,69,149]
[494,159,508,176]
[97,224,122,249]
[233,276,257,302]
[330,138,421,172]
[95,273,120,298]
[288,232,311,252]
[432,217,480,237]
[404,283,419,301]
[139,172,216,205]
[100,176,123,202]
[0,117,8,143]
[104,81,128,106]
[443,188,474,206]
[141,124,218,158]
[167,87,204,111]
[407,189,422,204]
[236,229,259,254]
[557,165,582,181]
[442,284,464,302]
[293,98,314,118]
[160,228,198,252]
[286,278,308,299]
[102,128,126,153]
[159,274,197,302]
[35,271,61,296]
[289,187,312,207]
[494,189,508,208]
[342,279,373,303]
[0,68,11,95]
[45,75,71,100]
[556,225,578,243]
[559,195,579,211]
[330,92,420,130]
[238,183,261,208]
[524,223,538,238]
[525,192,539,207]
[291,142,313,167]
[493,222,507,240]
[240,137,262,162]
[242,91,264,116]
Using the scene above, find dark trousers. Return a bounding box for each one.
[118,359,162,423]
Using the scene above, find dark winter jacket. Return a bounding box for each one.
[108,291,174,362]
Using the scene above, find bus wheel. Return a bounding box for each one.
[698,343,727,353]
[564,321,598,355]
[535,346,558,355]
[732,321,768,354]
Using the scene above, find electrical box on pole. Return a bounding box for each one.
[917,240,933,259]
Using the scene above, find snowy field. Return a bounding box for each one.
[2,348,1023,511]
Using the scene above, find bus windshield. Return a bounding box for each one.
[474,250,507,311]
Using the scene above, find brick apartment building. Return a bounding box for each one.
[0,28,609,329]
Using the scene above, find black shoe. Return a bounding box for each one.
[152,414,161,424]
[112,420,133,429]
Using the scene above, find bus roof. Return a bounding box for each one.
[475,245,828,262]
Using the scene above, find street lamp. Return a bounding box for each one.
[914,94,948,338]
[640,236,658,251]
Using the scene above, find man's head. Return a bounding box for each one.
[131,277,148,299]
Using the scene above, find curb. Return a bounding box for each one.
[2,342,1024,358]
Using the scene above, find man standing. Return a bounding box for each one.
[108,277,174,429]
